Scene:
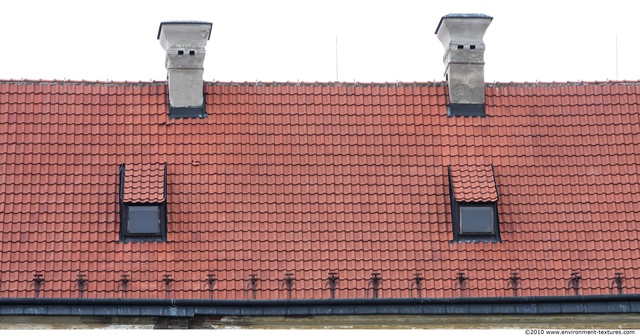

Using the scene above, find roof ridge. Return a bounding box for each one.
[0,79,168,86]
[487,80,640,87]
[3,79,640,87]
[205,81,449,87]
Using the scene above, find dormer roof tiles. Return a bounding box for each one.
[450,164,498,202]
[122,163,166,203]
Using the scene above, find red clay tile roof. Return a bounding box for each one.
[1,80,640,300]
[122,163,166,203]
[449,164,498,202]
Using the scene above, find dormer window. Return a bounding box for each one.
[448,164,501,242]
[119,163,168,242]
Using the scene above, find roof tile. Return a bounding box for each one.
[1,80,640,299]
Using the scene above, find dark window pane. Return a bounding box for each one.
[460,206,494,235]
[128,205,160,235]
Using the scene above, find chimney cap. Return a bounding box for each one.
[435,13,493,34]
[157,21,213,40]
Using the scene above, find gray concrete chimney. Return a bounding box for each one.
[157,21,212,118]
[435,14,492,116]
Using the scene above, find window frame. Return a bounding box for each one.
[451,200,501,242]
[458,203,497,235]
[122,203,167,240]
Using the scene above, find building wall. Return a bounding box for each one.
[1,314,640,329]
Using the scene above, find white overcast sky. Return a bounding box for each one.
[1,0,639,83]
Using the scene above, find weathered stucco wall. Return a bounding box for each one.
[1,314,640,329]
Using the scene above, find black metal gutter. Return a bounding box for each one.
[1,295,640,317]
